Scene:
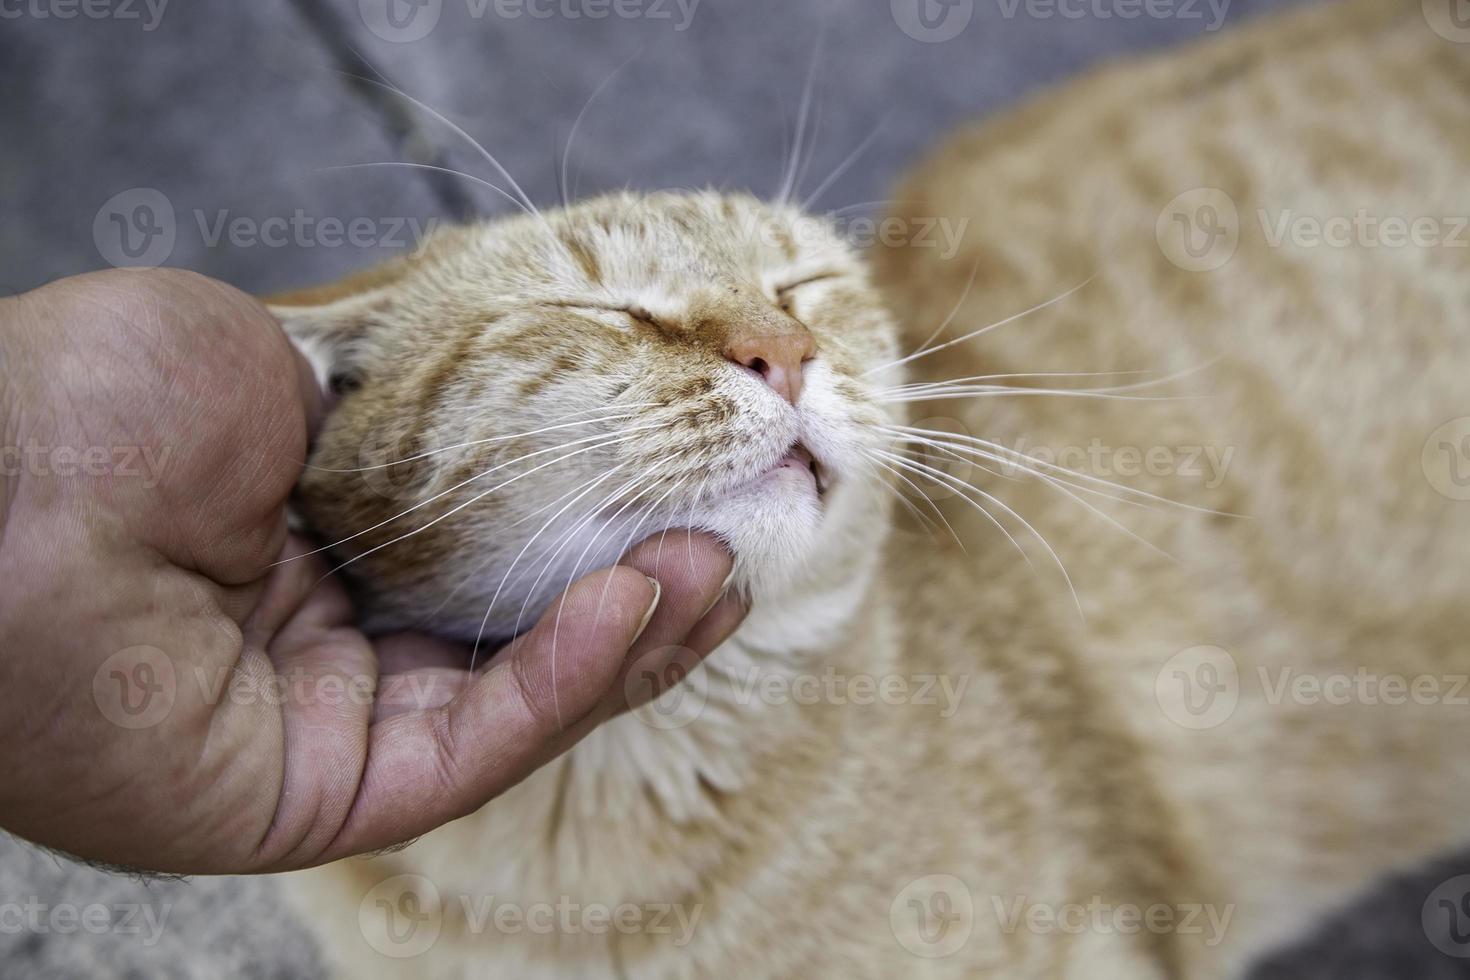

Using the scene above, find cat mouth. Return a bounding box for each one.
[770,441,831,497]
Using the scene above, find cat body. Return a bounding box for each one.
[279,1,1470,976]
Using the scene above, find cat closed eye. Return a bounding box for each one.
[774,272,842,296]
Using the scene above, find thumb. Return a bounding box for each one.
[311,566,658,863]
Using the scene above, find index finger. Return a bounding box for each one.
[309,565,657,863]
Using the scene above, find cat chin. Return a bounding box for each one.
[693,472,825,593]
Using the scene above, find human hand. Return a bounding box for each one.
[0,269,744,875]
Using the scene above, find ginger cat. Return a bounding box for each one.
[276,1,1470,976]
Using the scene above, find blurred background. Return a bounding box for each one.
[3,0,1302,297]
[6,0,1470,976]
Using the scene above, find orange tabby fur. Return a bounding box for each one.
[277,1,1470,976]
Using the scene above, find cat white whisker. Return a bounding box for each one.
[876,369,1153,394]
[305,409,649,474]
[571,471,693,695]
[682,474,713,573]
[885,424,1236,517]
[504,468,663,649]
[312,432,644,591]
[801,120,885,212]
[884,446,1085,620]
[541,469,681,727]
[889,429,1018,485]
[901,259,980,365]
[877,387,1194,405]
[466,463,635,673]
[874,448,1035,573]
[881,358,1219,401]
[347,74,542,219]
[863,276,1095,378]
[280,425,659,567]
[824,199,921,216]
[560,49,643,207]
[882,447,1084,620]
[867,454,962,550]
[776,30,825,208]
[428,466,623,627]
[891,429,1176,561]
[884,424,1162,511]
[324,162,522,214]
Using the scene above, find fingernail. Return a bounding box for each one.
[699,568,738,620]
[633,576,661,644]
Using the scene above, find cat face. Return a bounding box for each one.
[274,191,902,642]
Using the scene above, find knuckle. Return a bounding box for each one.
[508,644,559,737]
[425,707,465,799]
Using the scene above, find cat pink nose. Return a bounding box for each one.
[724,330,816,406]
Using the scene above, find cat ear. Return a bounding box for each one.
[269,292,381,399]
[265,260,409,399]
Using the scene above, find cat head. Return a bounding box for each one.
[272,191,903,644]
